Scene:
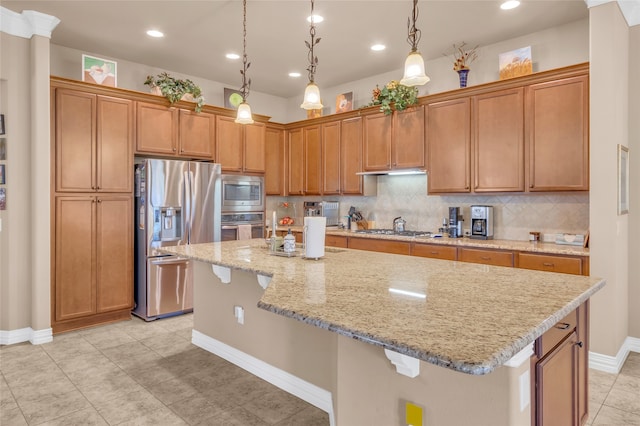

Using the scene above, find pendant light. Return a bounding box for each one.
[235,0,254,124]
[400,0,430,87]
[300,0,323,110]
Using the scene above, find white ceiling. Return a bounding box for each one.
[2,1,595,98]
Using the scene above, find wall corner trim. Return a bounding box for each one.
[589,336,640,373]
[0,6,60,39]
[584,0,640,27]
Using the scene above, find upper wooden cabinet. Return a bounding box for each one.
[216,116,265,173]
[136,101,215,160]
[288,128,305,196]
[526,75,589,191]
[363,106,425,172]
[473,88,525,192]
[322,121,341,195]
[304,125,322,195]
[426,98,471,193]
[55,89,133,193]
[265,126,287,195]
[341,117,367,195]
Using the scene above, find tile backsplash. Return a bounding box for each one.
[266,174,589,242]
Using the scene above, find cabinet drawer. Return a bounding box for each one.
[412,243,457,260]
[458,247,514,267]
[518,253,583,275]
[348,237,411,255]
[326,235,348,248]
[537,309,578,357]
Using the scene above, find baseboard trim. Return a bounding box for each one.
[0,327,53,345]
[590,336,640,374]
[192,330,335,426]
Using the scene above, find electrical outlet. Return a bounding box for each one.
[234,305,244,325]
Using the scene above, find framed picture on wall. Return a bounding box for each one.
[224,88,243,110]
[335,92,353,113]
[0,164,5,185]
[0,188,5,210]
[0,138,5,160]
[499,46,532,80]
[0,114,5,135]
[618,144,629,215]
[82,54,117,87]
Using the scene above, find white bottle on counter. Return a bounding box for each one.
[283,229,296,253]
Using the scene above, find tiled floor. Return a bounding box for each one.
[0,314,329,425]
[1,316,639,426]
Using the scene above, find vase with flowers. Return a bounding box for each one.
[367,80,419,115]
[448,42,479,88]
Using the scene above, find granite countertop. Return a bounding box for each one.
[267,226,590,257]
[161,239,603,375]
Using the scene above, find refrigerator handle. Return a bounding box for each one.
[184,169,192,243]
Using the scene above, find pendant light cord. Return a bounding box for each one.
[306,0,321,83]
[406,0,422,53]
[239,0,251,101]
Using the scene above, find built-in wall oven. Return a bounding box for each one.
[221,174,265,241]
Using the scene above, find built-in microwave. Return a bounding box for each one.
[221,175,264,212]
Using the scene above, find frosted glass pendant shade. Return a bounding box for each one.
[235,102,254,124]
[400,51,430,87]
[300,82,323,110]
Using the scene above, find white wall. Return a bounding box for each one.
[285,18,590,123]
[589,2,630,355]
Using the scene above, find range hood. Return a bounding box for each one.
[356,169,427,176]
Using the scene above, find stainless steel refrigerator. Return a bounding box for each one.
[133,159,221,320]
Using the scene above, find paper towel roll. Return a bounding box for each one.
[304,216,326,259]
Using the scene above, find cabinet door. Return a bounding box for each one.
[179,109,215,159]
[322,121,341,195]
[363,112,392,171]
[96,195,133,313]
[243,122,266,173]
[216,116,244,172]
[97,96,133,193]
[472,88,524,192]
[288,128,305,195]
[536,331,579,426]
[458,247,514,267]
[526,75,589,191]
[265,126,286,195]
[411,243,457,260]
[518,252,584,275]
[136,102,178,155]
[426,98,471,193]
[393,105,425,169]
[55,196,96,321]
[348,237,411,255]
[304,125,322,195]
[55,89,96,192]
[341,117,364,195]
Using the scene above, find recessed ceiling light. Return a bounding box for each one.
[146,29,164,38]
[306,14,324,24]
[226,53,240,60]
[500,1,520,10]
[289,72,301,78]
[371,44,386,51]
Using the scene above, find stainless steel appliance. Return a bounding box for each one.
[221,211,265,241]
[393,217,406,233]
[448,207,463,238]
[221,174,264,212]
[133,159,221,321]
[470,205,494,240]
[303,201,340,226]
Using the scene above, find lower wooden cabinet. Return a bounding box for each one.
[458,247,514,267]
[53,195,133,333]
[532,302,588,426]
[411,243,457,260]
[348,237,411,255]
[518,252,586,275]
[326,235,348,248]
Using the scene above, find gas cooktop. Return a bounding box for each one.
[354,229,434,237]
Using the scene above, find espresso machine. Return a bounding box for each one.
[470,205,494,240]
[448,207,463,238]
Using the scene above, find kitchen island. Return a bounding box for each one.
[161,239,604,425]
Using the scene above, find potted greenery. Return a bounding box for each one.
[144,72,205,113]
[367,80,419,115]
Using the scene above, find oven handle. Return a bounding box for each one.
[150,256,190,266]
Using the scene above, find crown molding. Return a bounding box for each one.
[585,0,640,26]
[0,6,60,39]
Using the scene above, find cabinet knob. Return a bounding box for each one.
[173,147,177,152]
[97,199,102,203]
[576,341,584,348]
[465,186,470,190]
[91,186,96,190]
